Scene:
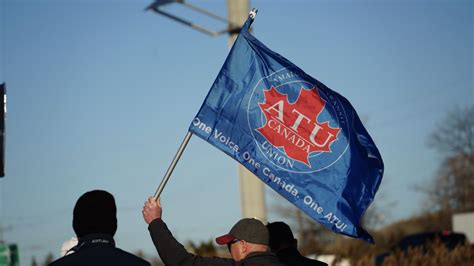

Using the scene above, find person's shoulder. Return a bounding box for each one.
[48,253,81,266]
[112,247,150,265]
[276,248,327,266]
[49,247,150,266]
[49,258,64,266]
[302,256,328,266]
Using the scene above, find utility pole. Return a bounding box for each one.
[147,0,267,222]
[228,0,266,222]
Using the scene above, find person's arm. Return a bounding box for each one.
[143,197,234,266]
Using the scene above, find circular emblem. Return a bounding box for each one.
[247,67,350,174]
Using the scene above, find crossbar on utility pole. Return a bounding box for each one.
[146,0,241,37]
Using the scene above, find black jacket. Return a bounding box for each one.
[49,234,150,266]
[148,219,286,266]
[275,248,327,266]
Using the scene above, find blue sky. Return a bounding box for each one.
[1,0,472,264]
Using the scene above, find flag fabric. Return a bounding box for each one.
[188,16,383,242]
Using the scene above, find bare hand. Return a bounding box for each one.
[142,197,162,224]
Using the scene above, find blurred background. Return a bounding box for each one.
[0,0,472,265]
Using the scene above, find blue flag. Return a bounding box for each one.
[188,15,383,242]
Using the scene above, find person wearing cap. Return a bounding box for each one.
[49,190,150,266]
[142,197,286,265]
[267,221,327,266]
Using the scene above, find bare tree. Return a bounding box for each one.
[186,239,218,257]
[426,105,474,213]
[428,106,474,157]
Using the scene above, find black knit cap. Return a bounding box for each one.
[73,190,117,238]
[266,221,296,249]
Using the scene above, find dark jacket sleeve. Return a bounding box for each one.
[148,219,235,266]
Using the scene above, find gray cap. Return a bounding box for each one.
[215,218,269,245]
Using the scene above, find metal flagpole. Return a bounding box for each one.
[153,131,193,200]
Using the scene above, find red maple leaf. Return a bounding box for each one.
[257,86,341,166]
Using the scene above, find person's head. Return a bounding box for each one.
[215,218,269,261]
[73,190,117,238]
[266,221,297,252]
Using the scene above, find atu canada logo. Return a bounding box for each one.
[247,68,350,174]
